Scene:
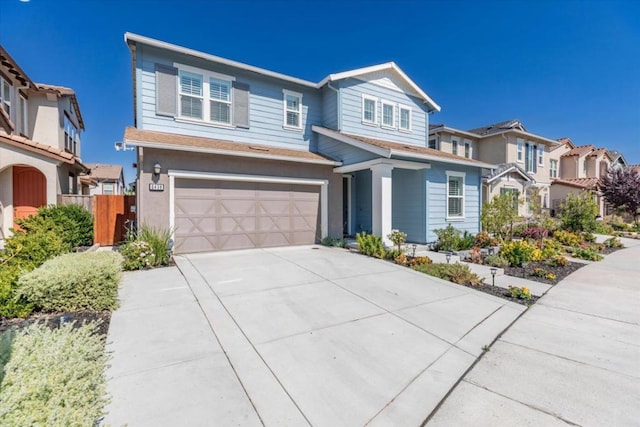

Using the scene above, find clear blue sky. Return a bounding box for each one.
[1,0,639,183]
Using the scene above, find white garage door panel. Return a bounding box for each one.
[174,179,320,253]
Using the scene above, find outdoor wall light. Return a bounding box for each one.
[153,162,162,176]
[445,252,451,264]
[490,267,497,287]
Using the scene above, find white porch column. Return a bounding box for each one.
[370,163,393,246]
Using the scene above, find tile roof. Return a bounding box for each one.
[85,163,123,181]
[467,119,526,136]
[0,44,35,87]
[123,127,339,165]
[551,137,575,151]
[0,130,75,164]
[36,83,85,130]
[552,177,600,189]
[561,144,595,157]
[334,130,491,166]
[588,148,611,159]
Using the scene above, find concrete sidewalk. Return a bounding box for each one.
[428,237,640,426]
[103,245,527,426]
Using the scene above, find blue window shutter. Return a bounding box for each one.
[232,81,250,129]
[533,145,537,173]
[155,64,178,117]
[525,143,530,172]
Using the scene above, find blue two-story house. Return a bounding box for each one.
[123,33,494,253]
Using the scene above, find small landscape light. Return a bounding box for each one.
[488,247,495,255]
[490,267,497,287]
[445,252,451,264]
[411,244,417,258]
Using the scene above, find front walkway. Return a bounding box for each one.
[103,246,525,426]
[428,237,640,426]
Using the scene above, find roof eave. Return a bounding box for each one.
[124,138,342,166]
[429,125,481,139]
[389,150,493,168]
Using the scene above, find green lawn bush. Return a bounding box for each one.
[433,225,475,252]
[559,192,599,233]
[17,252,123,312]
[27,204,94,248]
[484,254,510,268]
[119,240,154,270]
[500,240,541,267]
[412,262,483,286]
[3,217,70,271]
[572,247,604,261]
[356,232,385,258]
[120,224,172,270]
[0,322,108,425]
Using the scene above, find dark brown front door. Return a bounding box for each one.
[13,166,47,228]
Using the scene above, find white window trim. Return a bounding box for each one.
[451,139,459,156]
[399,104,412,132]
[361,95,378,126]
[0,76,11,119]
[538,146,544,166]
[282,89,303,131]
[516,139,524,163]
[549,159,558,178]
[380,100,395,129]
[174,63,235,127]
[446,170,466,220]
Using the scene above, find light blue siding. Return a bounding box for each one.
[426,163,481,242]
[138,45,321,151]
[354,169,372,233]
[392,169,427,243]
[316,135,378,165]
[339,78,429,147]
[322,85,338,130]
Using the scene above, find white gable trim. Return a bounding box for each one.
[485,166,534,184]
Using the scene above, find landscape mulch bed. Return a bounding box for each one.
[0,311,111,336]
[599,246,623,256]
[504,261,586,285]
[461,282,539,306]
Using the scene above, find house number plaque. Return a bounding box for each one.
[149,183,164,192]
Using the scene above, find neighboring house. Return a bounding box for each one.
[429,119,560,216]
[0,45,87,239]
[83,163,125,195]
[123,33,494,253]
[608,149,628,171]
[549,138,613,217]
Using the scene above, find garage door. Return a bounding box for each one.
[174,178,321,253]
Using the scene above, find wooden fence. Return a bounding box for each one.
[59,194,136,246]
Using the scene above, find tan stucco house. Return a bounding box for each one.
[83,163,125,195]
[0,45,87,239]
[430,119,560,216]
[549,138,613,217]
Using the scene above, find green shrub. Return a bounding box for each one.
[433,225,475,252]
[29,204,93,248]
[136,224,172,266]
[481,192,521,240]
[321,236,347,248]
[553,230,582,247]
[484,254,509,268]
[17,252,123,312]
[500,240,540,267]
[387,229,407,252]
[573,247,604,261]
[356,232,385,258]
[412,262,483,286]
[603,237,623,248]
[509,286,532,300]
[119,240,154,271]
[559,192,599,233]
[407,256,432,266]
[0,263,33,318]
[548,255,569,267]
[3,218,70,271]
[0,322,108,425]
[539,238,563,259]
[384,248,403,260]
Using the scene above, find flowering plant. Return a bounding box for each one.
[387,229,407,251]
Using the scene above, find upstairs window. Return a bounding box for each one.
[103,182,114,195]
[446,171,465,219]
[362,96,377,125]
[428,138,438,150]
[179,71,203,120]
[64,115,78,154]
[399,106,411,131]
[538,145,544,166]
[526,144,536,172]
[381,101,395,128]
[464,142,471,158]
[283,90,302,129]
[210,78,231,124]
[0,77,11,117]
[550,159,558,178]
[452,139,459,156]
[517,139,524,162]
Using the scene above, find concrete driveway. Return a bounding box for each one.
[104,246,524,426]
